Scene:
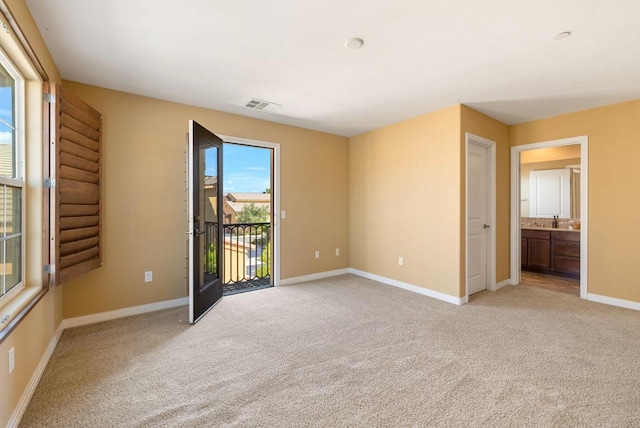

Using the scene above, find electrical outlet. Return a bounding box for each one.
[281,210,287,219]
[335,248,340,256]
[9,347,15,374]
[398,256,404,266]
[144,271,153,282]
[315,250,320,259]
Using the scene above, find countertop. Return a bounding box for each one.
[521,226,580,232]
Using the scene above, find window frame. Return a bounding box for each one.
[0,45,25,308]
[0,0,51,346]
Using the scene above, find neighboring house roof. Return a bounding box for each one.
[225,201,271,215]
[226,192,270,203]
[204,176,217,187]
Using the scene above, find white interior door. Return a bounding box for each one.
[467,142,489,295]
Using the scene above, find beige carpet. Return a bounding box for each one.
[20,275,640,427]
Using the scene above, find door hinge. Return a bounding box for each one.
[44,92,55,103]
[45,178,56,188]
[44,264,56,274]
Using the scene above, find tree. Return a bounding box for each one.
[206,244,216,273]
[237,203,268,223]
[256,242,270,278]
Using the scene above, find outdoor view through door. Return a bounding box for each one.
[188,121,274,323]
[220,143,273,295]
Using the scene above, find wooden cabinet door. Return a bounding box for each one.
[528,238,551,269]
[521,238,528,267]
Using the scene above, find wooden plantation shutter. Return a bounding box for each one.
[50,84,102,285]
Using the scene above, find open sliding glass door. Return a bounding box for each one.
[188,120,224,323]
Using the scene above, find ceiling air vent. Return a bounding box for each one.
[244,98,282,113]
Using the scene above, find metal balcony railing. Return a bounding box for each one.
[204,222,271,294]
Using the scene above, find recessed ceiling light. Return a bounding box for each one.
[554,31,572,40]
[344,37,364,49]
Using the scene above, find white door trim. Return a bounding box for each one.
[510,136,588,299]
[465,133,497,299]
[218,134,281,287]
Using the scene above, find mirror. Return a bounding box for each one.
[520,144,581,220]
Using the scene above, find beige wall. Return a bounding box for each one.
[349,105,509,299]
[521,145,581,164]
[3,0,60,83]
[0,288,62,425]
[0,1,63,426]
[350,105,463,297]
[460,105,511,295]
[60,81,350,318]
[510,99,640,303]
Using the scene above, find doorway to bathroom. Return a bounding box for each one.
[510,136,588,299]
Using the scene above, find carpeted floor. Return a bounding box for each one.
[20,275,640,427]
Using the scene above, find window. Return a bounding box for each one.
[0,49,24,304]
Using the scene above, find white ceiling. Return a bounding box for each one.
[26,0,640,137]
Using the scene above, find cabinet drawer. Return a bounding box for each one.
[522,229,550,240]
[554,240,580,257]
[553,231,580,242]
[553,256,580,274]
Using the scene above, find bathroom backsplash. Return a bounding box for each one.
[521,217,581,230]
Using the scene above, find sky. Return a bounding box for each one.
[205,143,271,193]
[0,84,15,180]
[0,86,13,145]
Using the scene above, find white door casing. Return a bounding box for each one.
[510,136,588,299]
[466,134,496,298]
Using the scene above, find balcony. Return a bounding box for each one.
[204,222,272,295]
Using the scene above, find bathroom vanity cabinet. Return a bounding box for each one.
[521,228,580,279]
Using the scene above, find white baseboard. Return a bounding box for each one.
[587,293,640,312]
[279,268,350,286]
[8,297,189,426]
[349,268,464,305]
[7,322,64,428]
[495,279,510,290]
[63,297,188,329]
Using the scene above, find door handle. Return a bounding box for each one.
[483,224,491,229]
[194,228,206,236]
